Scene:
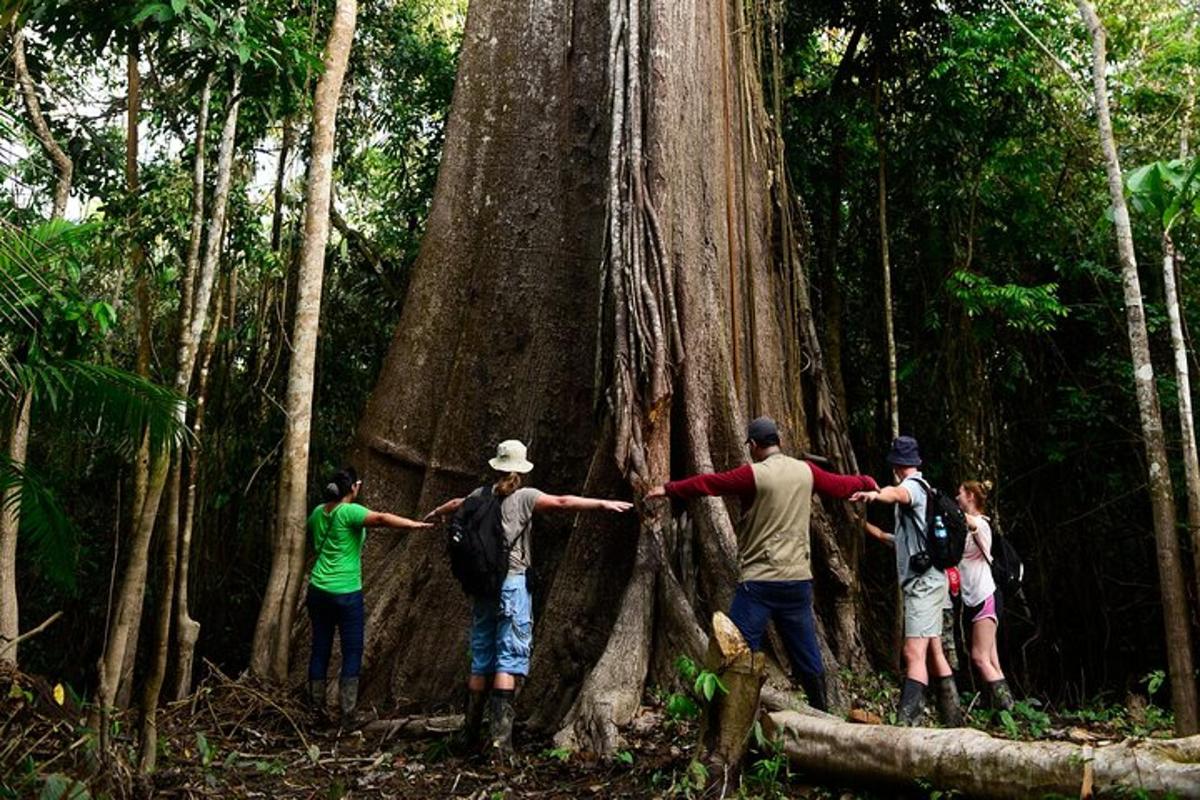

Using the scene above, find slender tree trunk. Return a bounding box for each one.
[11,28,73,218]
[0,393,32,668]
[874,73,899,440]
[251,0,358,682]
[116,37,148,711]
[95,68,242,743]
[1076,0,1199,735]
[1,25,74,669]
[173,283,222,701]
[137,450,181,772]
[1166,25,1200,619]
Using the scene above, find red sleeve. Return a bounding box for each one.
[664,464,756,506]
[807,461,878,499]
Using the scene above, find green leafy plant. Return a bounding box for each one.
[542,746,572,763]
[615,749,634,765]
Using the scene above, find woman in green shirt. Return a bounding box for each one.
[307,467,431,723]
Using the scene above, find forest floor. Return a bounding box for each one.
[0,662,1177,799]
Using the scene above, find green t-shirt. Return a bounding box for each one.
[308,502,370,594]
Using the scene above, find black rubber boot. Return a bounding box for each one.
[934,675,964,727]
[489,689,516,764]
[989,679,1015,712]
[308,679,328,723]
[897,678,927,726]
[797,671,829,713]
[453,690,488,754]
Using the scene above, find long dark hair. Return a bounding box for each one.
[322,466,359,503]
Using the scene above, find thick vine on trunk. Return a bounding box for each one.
[299,0,868,756]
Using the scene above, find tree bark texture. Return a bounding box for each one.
[0,392,33,668]
[116,37,148,711]
[768,710,1200,799]
[252,0,358,683]
[304,0,867,756]
[1076,0,1199,735]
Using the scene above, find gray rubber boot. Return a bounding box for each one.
[489,689,517,763]
[989,679,1016,712]
[897,678,927,726]
[934,675,965,727]
[339,677,369,730]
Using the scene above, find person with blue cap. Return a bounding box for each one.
[852,436,965,726]
[646,415,878,713]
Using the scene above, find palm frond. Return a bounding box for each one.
[0,454,78,592]
[33,360,190,458]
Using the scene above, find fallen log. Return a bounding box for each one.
[363,714,462,739]
[766,710,1200,799]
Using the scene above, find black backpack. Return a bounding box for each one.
[447,486,515,600]
[904,477,969,571]
[976,521,1025,599]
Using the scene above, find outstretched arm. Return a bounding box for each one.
[424,497,465,521]
[533,494,633,513]
[364,510,434,530]
[849,485,912,506]
[645,464,755,505]
[808,461,879,499]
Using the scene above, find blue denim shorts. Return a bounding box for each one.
[470,573,532,676]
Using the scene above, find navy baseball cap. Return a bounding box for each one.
[746,417,780,446]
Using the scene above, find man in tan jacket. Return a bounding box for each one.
[647,416,877,711]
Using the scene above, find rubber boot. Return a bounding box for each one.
[339,677,371,730]
[308,679,328,724]
[934,675,965,727]
[897,678,926,726]
[797,671,829,713]
[452,690,487,754]
[989,679,1015,712]
[489,689,516,764]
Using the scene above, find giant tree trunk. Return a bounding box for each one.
[299,0,868,756]
[252,0,358,683]
[1076,0,1199,734]
[768,710,1200,799]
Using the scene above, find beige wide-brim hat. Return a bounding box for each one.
[488,439,534,474]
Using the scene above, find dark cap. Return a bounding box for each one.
[746,416,781,446]
[886,436,922,467]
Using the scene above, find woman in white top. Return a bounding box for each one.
[956,480,1015,711]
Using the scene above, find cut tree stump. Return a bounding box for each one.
[766,709,1200,799]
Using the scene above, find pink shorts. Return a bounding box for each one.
[971,593,998,624]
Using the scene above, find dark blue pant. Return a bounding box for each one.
[728,580,823,679]
[306,586,364,680]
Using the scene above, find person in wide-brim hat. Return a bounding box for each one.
[425,439,633,762]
